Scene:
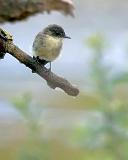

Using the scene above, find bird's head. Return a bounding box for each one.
[43,24,71,39]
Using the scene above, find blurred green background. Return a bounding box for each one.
[1,0,128,160]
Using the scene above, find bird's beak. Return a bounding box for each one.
[64,35,71,39]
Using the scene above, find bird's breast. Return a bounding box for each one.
[46,35,62,50]
[33,35,63,61]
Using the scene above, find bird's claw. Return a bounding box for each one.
[32,56,52,75]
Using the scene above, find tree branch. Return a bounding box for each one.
[0,0,74,23]
[0,28,79,96]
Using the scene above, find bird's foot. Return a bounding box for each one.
[32,56,51,74]
[33,56,40,64]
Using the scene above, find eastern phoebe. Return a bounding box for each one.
[32,24,71,71]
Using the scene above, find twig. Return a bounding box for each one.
[0,28,79,96]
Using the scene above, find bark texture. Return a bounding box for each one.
[0,0,74,23]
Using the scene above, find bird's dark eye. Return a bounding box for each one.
[53,31,65,38]
[55,32,61,36]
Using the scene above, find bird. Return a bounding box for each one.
[32,24,71,71]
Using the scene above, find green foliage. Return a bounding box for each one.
[86,33,107,52]
[12,92,50,160]
[82,32,128,159]
[12,92,32,117]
